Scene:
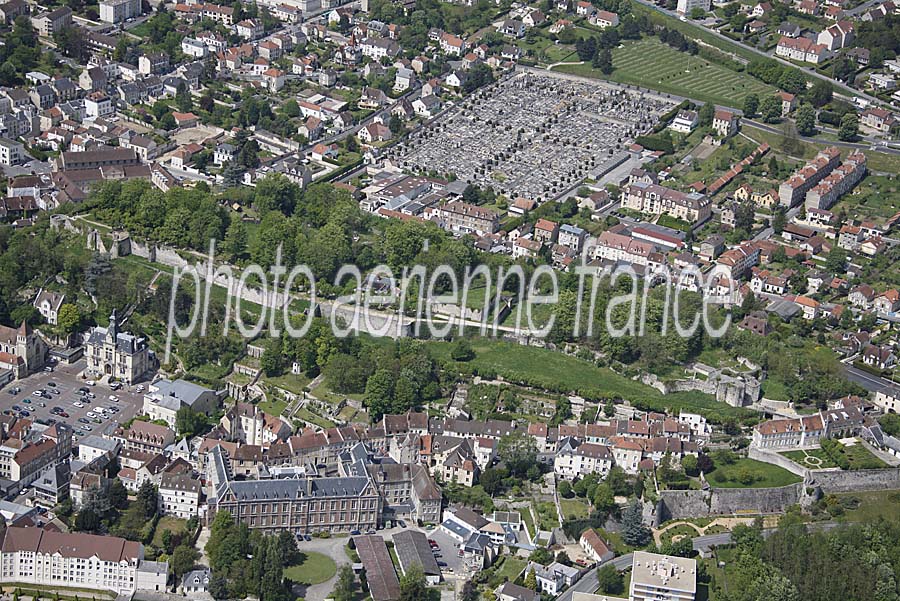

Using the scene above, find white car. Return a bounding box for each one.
[86,380,96,386]
[73,402,84,409]
[86,412,96,418]
[108,395,118,402]
[136,385,145,392]
[96,407,107,415]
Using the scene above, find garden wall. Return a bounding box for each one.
[655,483,804,525]
[811,468,900,494]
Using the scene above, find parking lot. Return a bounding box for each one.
[1,359,144,441]
[422,528,465,576]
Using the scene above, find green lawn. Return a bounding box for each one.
[294,407,336,429]
[833,490,900,523]
[152,516,187,548]
[258,397,288,417]
[535,501,560,531]
[265,373,312,395]
[428,339,754,421]
[495,556,528,583]
[706,457,802,488]
[781,448,839,469]
[553,37,774,108]
[283,551,337,585]
[828,440,889,470]
[743,122,900,174]
[560,498,591,520]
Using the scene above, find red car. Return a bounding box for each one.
[58,411,69,418]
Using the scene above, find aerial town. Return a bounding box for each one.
[0,0,896,599]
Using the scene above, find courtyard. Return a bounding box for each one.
[390,71,675,201]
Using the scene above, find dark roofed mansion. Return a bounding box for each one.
[85,309,155,384]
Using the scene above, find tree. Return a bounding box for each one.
[176,406,207,438]
[742,93,759,118]
[524,568,538,591]
[593,483,616,514]
[698,101,715,126]
[825,246,847,273]
[75,508,101,532]
[772,209,787,234]
[621,500,651,546]
[261,339,284,377]
[389,113,405,135]
[481,466,507,495]
[760,95,783,123]
[137,480,158,519]
[108,478,128,509]
[604,400,615,418]
[171,543,200,579]
[558,480,573,498]
[176,81,193,112]
[332,566,355,601]
[209,573,229,600]
[596,564,624,595]
[838,112,858,141]
[222,219,248,261]
[777,69,806,95]
[462,581,478,601]
[497,432,538,477]
[450,339,475,361]
[158,112,177,130]
[807,80,833,107]
[690,6,706,18]
[795,104,816,136]
[682,454,699,476]
[592,48,613,74]
[399,563,429,601]
[57,303,80,333]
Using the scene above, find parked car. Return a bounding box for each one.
[21,398,30,404]
[47,382,56,387]
[109,395,119,402]
[86,412,96,419]
[7,387,19,395]
[12,405,21,412]
[59,412,69,418]
[85,380,96,386]
[73,402,84,409]
[78,418,90,424]
[37,402,45,408]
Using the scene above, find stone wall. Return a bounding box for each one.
[655,483,804,525]
[810,468,900,494]
[748,447,810,478]
[640,369,761,407]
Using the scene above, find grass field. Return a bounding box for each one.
[781,447,838,469]
[152,516,187,548]
[706,457,802,488]
[283,551,337,585]
[742,122,900,174]
[553,38,774,107]
[827,440,889,470]
[833,490,900,523]
[495,556,528,583]
[560,498,591,520]
[428,339,754,421]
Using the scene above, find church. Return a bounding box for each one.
[0,321,46,379]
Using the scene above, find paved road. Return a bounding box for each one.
[842,363,899,394]
[632,0,888,108]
